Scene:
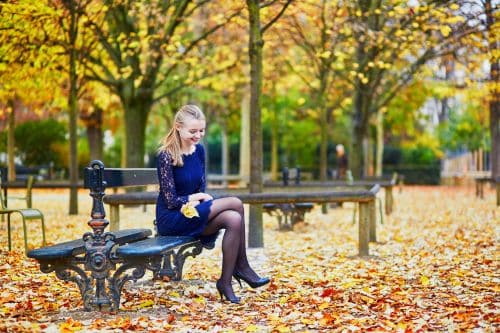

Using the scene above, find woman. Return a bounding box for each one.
[156,104,269,304]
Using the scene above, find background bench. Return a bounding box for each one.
[263,167,314,230]
[265,172,397,215]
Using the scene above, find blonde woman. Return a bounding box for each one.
[156,104,269,304]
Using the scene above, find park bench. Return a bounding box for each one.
[473,175,500,206]
[28,160,205,311]
[262,167,314,230]
[265,172,398,215]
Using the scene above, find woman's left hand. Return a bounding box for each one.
[190,200,201,207]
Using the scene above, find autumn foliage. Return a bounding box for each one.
[0,186,497,332]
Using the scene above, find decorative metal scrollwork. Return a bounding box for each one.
[39,260,94,311]
[108,261,151,309]
[157,242,203,281]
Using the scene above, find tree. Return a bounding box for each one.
[279,0,351,181]
[246,0,293,247]
[484,0,498,178]
[0,2,64,181]
[341,1,476,177]
[432,0,498,177]
[80,1,243,168]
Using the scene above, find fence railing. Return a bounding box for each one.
[441,149,491,179]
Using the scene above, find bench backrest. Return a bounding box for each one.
[0,171,5,210]
[84,161,158,189]
[103,168,158,187]
[282,167,301,186]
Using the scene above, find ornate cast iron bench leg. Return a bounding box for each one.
[156,242,203,281]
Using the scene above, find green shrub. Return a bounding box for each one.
[14,119,67,167]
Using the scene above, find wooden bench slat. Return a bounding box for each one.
[116,236,198,257]
[27,228,152,260]
[103,168,158,187]
[103,187,378,205]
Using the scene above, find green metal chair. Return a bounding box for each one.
[0,176,46,254]
[7,175,35,208]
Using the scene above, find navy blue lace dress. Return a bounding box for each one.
[155,144,215,243]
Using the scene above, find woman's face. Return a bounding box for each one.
[177,117,206,147]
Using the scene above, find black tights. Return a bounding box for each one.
[201,197,260,297]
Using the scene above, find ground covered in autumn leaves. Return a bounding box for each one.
[0,185,498,332]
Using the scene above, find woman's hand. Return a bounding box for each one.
[188,192,213,202]
[190,200,201,207]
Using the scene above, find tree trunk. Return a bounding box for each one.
[247,0,264,248]
[239,90,251,185]
[319,108,328,181]
[350,88,369,179]
[82,107,103,161]
[68,1,78,215]
[366,135,374,176]
[486,0,499,178]
[7,100,16,182]
[121,93,150,168]
[270,110,278,181]
[221,123,229,187]
[375,109,384,177]
[490,76,499,179]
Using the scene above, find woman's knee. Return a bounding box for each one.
[222,210,242,231]
[228,197,244,212]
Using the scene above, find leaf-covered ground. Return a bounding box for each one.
[0,185,498,332]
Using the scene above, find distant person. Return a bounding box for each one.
[156,104,269,304]
[336,144,348,179]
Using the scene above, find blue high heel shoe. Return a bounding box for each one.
[233,271,270,289]
[216,280,240,304]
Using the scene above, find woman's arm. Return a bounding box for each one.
[189,144,212,204]
[157,151,189,209]
[199,144,207,192]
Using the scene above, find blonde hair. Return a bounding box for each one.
[159,104,205,166]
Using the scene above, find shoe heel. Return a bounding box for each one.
[234,275,242,288]
[233,271,270,289]
[217,289,223,301]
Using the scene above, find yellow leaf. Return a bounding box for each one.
[275,324,291,333]
[318,51,331,59]
[319,302,330,310]
[420,275,430,286]
[59,318,83,332]
[138,299,154,308]
[246,324,259,332]
[181,203,199,218]
[342,281,357,288]
[440,25,451,37]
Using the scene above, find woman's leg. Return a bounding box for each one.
[202,208,242,300]
[205,197,261,280]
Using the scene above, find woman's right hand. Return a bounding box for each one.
[189,192,213,202]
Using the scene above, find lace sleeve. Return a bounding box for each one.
[157,151,188,209]
[199,144,206,192]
